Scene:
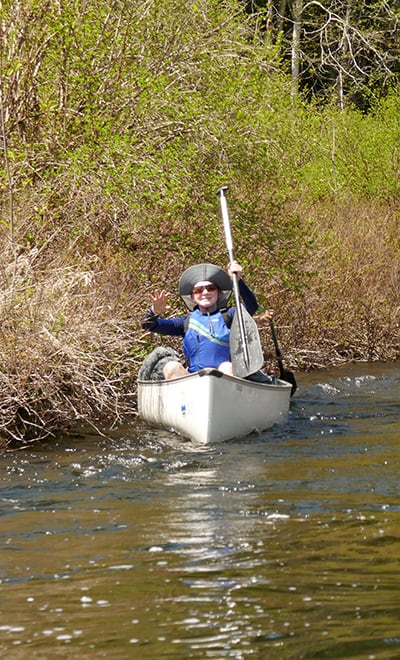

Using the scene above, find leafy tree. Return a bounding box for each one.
[244,0,399,108]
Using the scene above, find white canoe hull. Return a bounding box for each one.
[137,368,292,444]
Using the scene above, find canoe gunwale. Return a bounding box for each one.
[138,367,291,389]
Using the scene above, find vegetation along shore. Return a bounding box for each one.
[0,0,399,447]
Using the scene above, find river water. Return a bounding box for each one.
[1,362,399,659]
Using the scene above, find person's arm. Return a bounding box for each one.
[225,280,258,325]
[142,289,186,335]
[226,261,258,316]
[142,308,186,336]
[238,279,258,315]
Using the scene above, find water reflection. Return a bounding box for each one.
[0,363,400,658]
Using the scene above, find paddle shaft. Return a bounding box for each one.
[269,319,284,371]
[217,187,250,371]
[269,318,297,395]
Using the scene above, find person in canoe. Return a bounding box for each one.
[141,261,270,381]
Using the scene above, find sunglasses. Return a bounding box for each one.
[192,284,217,294]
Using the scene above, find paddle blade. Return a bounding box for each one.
[278,361,298,396]
[229,307,264,378]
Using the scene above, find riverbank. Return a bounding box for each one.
[1,194,400,449]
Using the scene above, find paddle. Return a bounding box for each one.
[269,318,297,396]
[217,186,264,378]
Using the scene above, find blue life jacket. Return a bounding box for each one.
[183,308,232,372]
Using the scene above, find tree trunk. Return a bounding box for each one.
[291,0,303,99]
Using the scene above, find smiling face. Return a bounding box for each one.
[191,280,220,310]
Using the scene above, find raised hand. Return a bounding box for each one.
[150,289,170,315]
[227,260,243,279]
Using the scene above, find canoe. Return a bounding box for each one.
[137,368,292,444]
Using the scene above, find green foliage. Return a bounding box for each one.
[1,0,399,275]
[289,93,400,201]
